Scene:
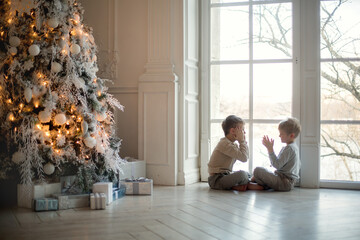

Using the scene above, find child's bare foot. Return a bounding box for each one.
[247,182,264,190]
[231,184,248,191]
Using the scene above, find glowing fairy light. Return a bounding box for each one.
[34,100,40,108]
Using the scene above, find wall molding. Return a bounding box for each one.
[108,86,138,94]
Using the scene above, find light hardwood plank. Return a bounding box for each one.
[157,215,218,240]
[0,183,359,240]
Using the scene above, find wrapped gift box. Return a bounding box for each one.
[59,175,76,193]
[113,185,126,201]
[121,178,153,195]
[90,193,106,210]
[34,198,58,212]
[92,182,113,205]
[17,183,61,209]
[52,193,90,210]
[119,157,146,180]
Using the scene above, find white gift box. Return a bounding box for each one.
[92,182,113,204]
[90,193,106,210]
[17,183,61,209]
[119,157,146,180]
[52,193,90,210]
[121,178,153,195]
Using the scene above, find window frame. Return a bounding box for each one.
[201,0,360,189]
[201,0,300,179]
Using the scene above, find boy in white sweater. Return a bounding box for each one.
[208,115,250,191]
[249,117,301,191]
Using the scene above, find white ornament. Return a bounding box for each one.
[74,14,80,22]
[39,110,52,123]
[54,0,62,10]
[95,111,107,122]
[9,36,20,47]
[43,162,55,175]
[9,47,17,55]
[12,151,26,164]
[84,136,96,148]
[51,61,62,73]
[32,87,42,98]
[29,44,40,56]
[81,121,88,135]
[57,135,65,147]
[88,122,96,133]
[24,87,32,103]
[96,143,105,154]
[48,18,59,28]
[70,43,80,55]
[59,39,67,48]
[72,77,85,89]
[54,113,67,125]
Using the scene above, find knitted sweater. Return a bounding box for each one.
[208,137,249,175]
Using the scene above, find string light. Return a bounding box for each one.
[8,113,15,121]
[34,100,39,108]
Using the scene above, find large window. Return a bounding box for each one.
[203,0,360,188]
[320,0,360,182]
[208,0,298,174]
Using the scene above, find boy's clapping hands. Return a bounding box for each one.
[262,135,274,153]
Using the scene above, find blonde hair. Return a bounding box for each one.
[278,117,301,138]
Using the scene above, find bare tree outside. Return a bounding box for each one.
[210,0,360,180]
[251,0,360,181]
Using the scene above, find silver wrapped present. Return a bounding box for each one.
[121,178,153,195]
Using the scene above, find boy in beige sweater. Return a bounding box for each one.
[208,115,250,191]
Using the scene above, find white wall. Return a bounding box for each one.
[81,0,200,185]
[80,0,148,159]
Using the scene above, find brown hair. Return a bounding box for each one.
[278,117,301,138]
[222,115,245,136]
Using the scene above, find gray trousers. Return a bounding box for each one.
[253,167,295,191]
[208,170,250,190]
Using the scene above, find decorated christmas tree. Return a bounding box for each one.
[0,0,124,192]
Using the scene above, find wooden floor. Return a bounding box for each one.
[0,182,359,240]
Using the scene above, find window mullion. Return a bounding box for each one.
[249,3,254,173]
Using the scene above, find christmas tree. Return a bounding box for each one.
[0,0,124,192]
